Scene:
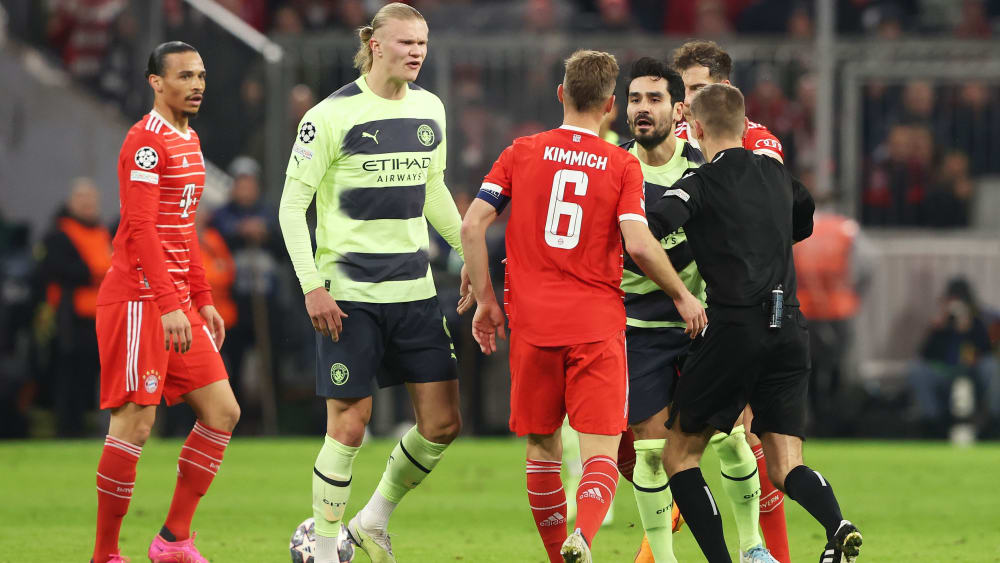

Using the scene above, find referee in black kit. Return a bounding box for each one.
[646,83,863,563]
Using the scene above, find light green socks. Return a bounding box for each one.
[376,425,448,502]
[632,439,677,563]
[312,435,360,538]
[710,425,763,552]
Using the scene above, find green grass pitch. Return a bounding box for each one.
[2,438,999,561]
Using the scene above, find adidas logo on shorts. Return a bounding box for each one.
[540,512,565,527]
[579,487,604,502]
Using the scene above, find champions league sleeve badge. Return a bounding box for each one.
[134,147,159,170]
[298,122,317,144]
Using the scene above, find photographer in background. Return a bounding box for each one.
[909,277,999,439]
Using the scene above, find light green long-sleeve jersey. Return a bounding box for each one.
[278,76,463,303]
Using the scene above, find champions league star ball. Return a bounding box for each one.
[290,517,355,563]
[289,517,316,563]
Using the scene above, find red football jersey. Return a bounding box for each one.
[479,125,646,346]
[97,110,213,314]
[674,117,784,161]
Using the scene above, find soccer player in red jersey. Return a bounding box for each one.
[461,50,706,563]
[671,40,791,563]
[90,42,239,563]
[672,41,786,165]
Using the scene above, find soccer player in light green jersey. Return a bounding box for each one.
[620,58,778,563]
[277,4,467,562]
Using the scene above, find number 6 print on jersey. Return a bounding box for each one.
[545,169,589,249]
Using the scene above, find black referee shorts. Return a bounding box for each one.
[315,297,458,399]
[625,326,690,425]
[666,305,811,439]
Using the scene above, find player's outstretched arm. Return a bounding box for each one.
[620,220,706,337]
[461,198,505,354]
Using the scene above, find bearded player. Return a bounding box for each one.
[462,50,706,563]
[619,58,779,563]
[91,41,239,563]
[669,40,792,563]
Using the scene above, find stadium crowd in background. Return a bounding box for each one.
[5,0,1000,229]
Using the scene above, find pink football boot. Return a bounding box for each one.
[147,532,209,562]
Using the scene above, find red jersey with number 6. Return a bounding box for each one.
[97,110,213,315]
[477,125,647,347]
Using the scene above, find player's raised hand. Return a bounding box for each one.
[457,264,476,314]
[472,300,506,355]
[162,309,193,353]
[673,290,707,339]
[305,287,349,342]
[199,304,226,349]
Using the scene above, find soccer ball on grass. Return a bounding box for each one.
[290,517,355,563]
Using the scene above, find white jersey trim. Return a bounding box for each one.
[559,124,599,137]
[149,109,192,140]
[618,213,648,225]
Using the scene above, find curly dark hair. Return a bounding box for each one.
[628,57,685,106]
[672,40,732,81]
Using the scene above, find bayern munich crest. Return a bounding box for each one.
[298,122,316,144]
[134,146,158,170]
[143,371,160,393]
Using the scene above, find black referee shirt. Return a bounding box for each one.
[647,147,815,307]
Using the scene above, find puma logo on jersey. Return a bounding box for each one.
[579,487,605,502]
[362,130,380,144]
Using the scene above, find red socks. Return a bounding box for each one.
[163,422,231,540]
[527,459,567,563]
[616,428,636,484]
[753,443,790,563]
[575,455,618,546]
[94,436,142,563]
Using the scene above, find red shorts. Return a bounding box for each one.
[96,301,228,409]
[508,330,628,437]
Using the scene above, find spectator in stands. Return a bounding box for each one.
[334,0,368,30]
[909,277,999,438]
[786,2,813,38]
[954,0,992,38]
[99,7,144,119]
[36,178,112,437]
[951,81,998,175]
[899,80,946,139]
[273,5,305,34]
[46,0,125,88]
[785,73,816,174]
[862,123,933,226]
[210,157,286,411]
[745,66,792,139]
[523,0,570,32]
[288,83,316,132]
[924,150,974,228]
